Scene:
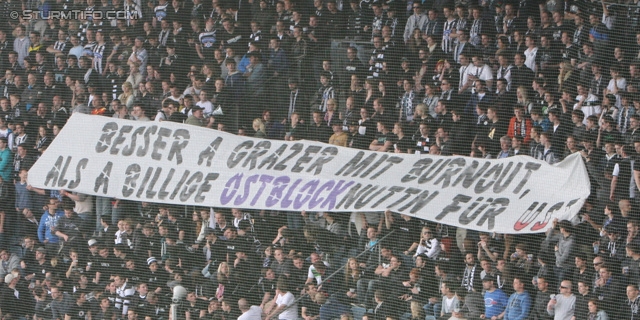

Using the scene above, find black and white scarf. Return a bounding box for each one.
[462,264,476,292]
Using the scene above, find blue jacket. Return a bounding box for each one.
[484,289,508,318]
[38,210,64,244]
[238,55,250,73]
[504,291,531,320]
[268,48,289,76]
[0,148,12,182]
[532,118,551,132]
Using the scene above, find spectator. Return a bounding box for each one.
[532,276,553,320]
[503,277,531,320]
[574,281,596,320]
[439,281,460,319]
[594,265,624,318]
[586,299,609,320]
[264,277,298,320]
[546,280,575,320]
[482,275,508,320]
[461,252,482,292]
[238,297,262,320]
[0,3,640,320]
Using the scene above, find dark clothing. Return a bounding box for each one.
[532,290,552,320]
[307,122,332,142]
[0,284,32,317]
[574,292,596,320]
[300,295,321,317]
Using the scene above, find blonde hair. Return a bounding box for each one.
[415,103,428,116]
[344,257,361,283]
[516,86,529,103]
[253,118,266,133]
[326,98,337,110]
[122,81,133,91]
[410,301,424,319]
[217,261,231,283]
[120,82,134,105]
[217,261,230,274]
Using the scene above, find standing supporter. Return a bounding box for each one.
[626,284,640,320]
[461,252,482,293]
[503,277,531,320]
[264,278,298,320]
[594,265,624,318]
[546,280,575,320]
[3,2,640,319]
[574,281,596,320]
[482,275,508,320]
[532,276,553,320]
[439,281,460,319]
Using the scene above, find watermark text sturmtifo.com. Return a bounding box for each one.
[12,10,141,20]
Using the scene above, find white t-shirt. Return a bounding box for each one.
[524,47,538,73]
[573,94,601,125]
[275,291,297,320]
[307,261,330,284]
[466,64,494,82]
[196,101,213,116]
[607,78,627,93]
[238,305,263,320]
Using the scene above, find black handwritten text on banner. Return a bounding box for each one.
[28,114,590,234]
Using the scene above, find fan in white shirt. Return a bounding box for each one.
[238,298,263,320]
[195,90,213,117]
[523,35,538,73]
[467,55,494,91]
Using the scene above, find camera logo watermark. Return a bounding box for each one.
[14,10,140,20]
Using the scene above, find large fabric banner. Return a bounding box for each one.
[29,114,590,234]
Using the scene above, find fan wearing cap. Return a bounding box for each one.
[311,71,335,114]
[86,238,100,267]
[0,271,30,317]
[600,225,625,259]
[145,257,168,294]
[24,247,51,283]
[185,105,209,127]
[482,275,508,320]
[231,240,258,295]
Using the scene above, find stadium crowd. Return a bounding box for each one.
[3,0,640,319]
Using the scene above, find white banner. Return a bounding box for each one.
[29,114,590,234]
